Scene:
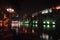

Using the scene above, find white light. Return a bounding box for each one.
[18,21,20,28]
[49,8,52,13]
[52,22,55,24]
[46,35,49,40]
[42,9,48,14]
[11,21,19,27]
[7,8,14,13]
[32,15,34,17]
[32,29,35,33]
[47,21,50,24]
[47,25,50,28]
[52,25,55,28]
[43,21,46,24]
[35,21,38,23]
[42,34,46,39]
[42,11,45,14]
[35,24,38,27]
[43,25,46,28]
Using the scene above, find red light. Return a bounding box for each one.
[4,18,9,28]
[0,20,2,27]
[25,30,27,33]
[53,6,60,10]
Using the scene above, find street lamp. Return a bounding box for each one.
[6,8,14,13]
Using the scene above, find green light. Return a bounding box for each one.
[52,25,55,30]
[47,25,50,28]
[33,20,35,23]
[33,24,35,27]
[52,22,55,24]
[35,24,38,27]
[25,24,29,27]
[35,21,38,23]
[47,21,50,24]
[52,25,55,28]
[43,25,46,29]
[43,21,46,24]
[43,25,46,28]
[24,20,29,23]
[19,22,23,26]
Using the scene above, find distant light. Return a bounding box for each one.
[11,21,19,28]
[42,9,48,14]
[49,8,52,13]
[35,24,38,27]
[43,21,46,24]
[46,35,49,40]
[19,22,23,26]
[6,8,14,13]
[42,34,46,39]
[52,22,55,24]
[47,21,50,24]
[32,12,38,17]
[42,34,49,40]
[32,29,35,33]
[32,15,35,17]
[43,25,46,28]
[52,25,55,28]
[56,6,60,9]
[47,25,50,28]
[33,24,35,27]
[24,20,29,23]
[18,21,20,28]
[33,20,35,23]
[24,24,29,27]
[35,21,38,23]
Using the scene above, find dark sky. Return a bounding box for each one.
[0,0,60,14]
[20,0,60,13]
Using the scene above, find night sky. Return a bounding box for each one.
[0,0,60,14]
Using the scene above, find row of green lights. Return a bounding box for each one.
[43,21,55,24]
[43,25,55,28]
[32,24,38,27]
[24,24,29,27]
[32,20,38,23]
[19,20,38,28]
[18,21,29,27]
[24,20,29,23]
[43,25,55,30]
